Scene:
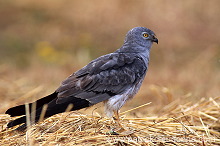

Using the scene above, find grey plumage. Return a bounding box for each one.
[56,27,158,116]
[6,27,158,129]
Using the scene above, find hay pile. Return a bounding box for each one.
[0,96,220,145]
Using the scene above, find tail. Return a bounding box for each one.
[6,92,58,117]
[6,92,90,130]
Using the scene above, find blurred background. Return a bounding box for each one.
[0,0,219,115]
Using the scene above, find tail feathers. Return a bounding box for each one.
[7,96,90,130]
[7,116,26,129]
[6,92,58,117]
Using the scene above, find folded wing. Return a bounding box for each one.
[56,53,147,105]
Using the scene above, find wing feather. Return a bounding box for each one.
[56,53,147,105]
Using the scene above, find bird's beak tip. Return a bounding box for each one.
[153,38,158,44]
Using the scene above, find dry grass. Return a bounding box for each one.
[0,95,220,145]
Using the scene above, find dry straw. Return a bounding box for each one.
[0,96,220,145]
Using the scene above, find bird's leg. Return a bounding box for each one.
[113,110,124,129]
[112,110,136,136]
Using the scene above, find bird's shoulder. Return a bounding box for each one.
[75,52,139,77]
[59,52,146,86]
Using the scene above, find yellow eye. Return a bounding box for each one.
[143,33,149,37]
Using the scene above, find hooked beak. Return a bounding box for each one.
[152,35,158,44]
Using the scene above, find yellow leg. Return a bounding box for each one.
[113,110,124,129]
[113,110,136,136]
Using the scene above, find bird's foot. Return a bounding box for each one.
[109,110,137,136]
[108,123,135,136]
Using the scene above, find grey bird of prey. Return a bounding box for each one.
[6,27,158,130]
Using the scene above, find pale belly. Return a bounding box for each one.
[104,74,146,117]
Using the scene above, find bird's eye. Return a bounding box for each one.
[143,33,149,37]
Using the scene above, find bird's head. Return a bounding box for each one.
[124,27,158,49]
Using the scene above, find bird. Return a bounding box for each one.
[5,27,158,130]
